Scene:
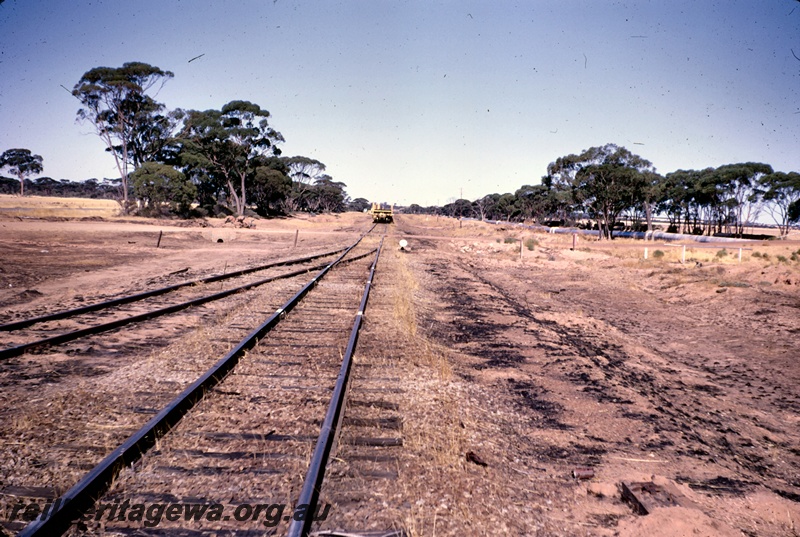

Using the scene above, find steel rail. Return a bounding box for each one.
[0,247,349,332]
[288,237,384,537]
[0,250,376,361]
[16,231,375,537]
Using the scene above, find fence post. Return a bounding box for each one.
[682,245,686,264]
[644,247,648,260]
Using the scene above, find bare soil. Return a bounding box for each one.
[389,215,800,536]
[0,211,798,537]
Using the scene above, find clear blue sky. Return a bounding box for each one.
[1,0,798,206]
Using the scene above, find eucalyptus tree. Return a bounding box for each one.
[637,171,666,235]
[178,101,284,216]
[306,175,347,213]
[714,162,773,237]
[0,148,43,196]
[72,62,174,212]
[547,144,653,239]
[514,183,565,223]
[662,168,724,235]
[495,193,519,221]
[130,162,196,217]
[441,198,473,218]
[473,193,499,221]
[281,155,326,212]
[248,156,292,216]
[760,171,800,238]
[348,198,371,212]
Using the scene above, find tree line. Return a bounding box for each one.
[4,64,798,233]
[0,175,119,198]
[1,62,362,218]
[411,144,800,239]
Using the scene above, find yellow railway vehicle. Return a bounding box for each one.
[370,202,393,223]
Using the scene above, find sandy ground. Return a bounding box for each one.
[0,210,799,536]
[389,215,800,536]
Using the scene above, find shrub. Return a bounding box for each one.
[503,237,517,244]
[752,251,762,258]
[652,250,665,258]
[716,249,728,258]
[777,255,788,263]
[524,238,537,251]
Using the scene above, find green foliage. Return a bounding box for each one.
[716,249,728,258]
[503,237,518,244]
[308,175,348,212]
[0,176,118,198]
[759,171,800,237]
[515,184,564,223]
[789,200,800,224]
[176,100,284,216]
[661,164,773,237]
[130,162,195,217]
[279,156,327,213]
[348,198,371,212]
[752,251,762,258]
[248,157,291,217]
[713,162,773,237]
[524,238,537,251]
[776,255,788,263]
[0,148,43,196]
[546,143,654,239]
[652,249,665,258]
[72,62,174,212]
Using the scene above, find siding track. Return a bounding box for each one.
[8,227,395,537]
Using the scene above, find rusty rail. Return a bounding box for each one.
[0,247,349,332]
[288,237,384,537]
[16,233,374,537]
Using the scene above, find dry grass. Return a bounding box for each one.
[383,247,479,536]
[0,194,120,218]
[391,248,451,380]
[392,249,419,338]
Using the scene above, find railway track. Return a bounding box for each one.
[0,246,355,361]
[4,225,404,536]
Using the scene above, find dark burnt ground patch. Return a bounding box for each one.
[424,261,527,368]
[676,475,754,496]
[506,378,571,430]
[458,262,800,502]
[535,442,607,467]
